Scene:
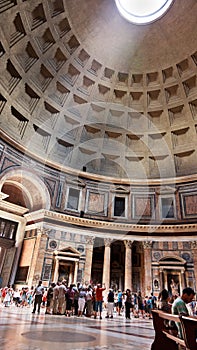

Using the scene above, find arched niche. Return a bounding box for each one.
[0,168,51,211]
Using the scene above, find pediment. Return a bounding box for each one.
[111,185,130,194]
[54,246,80,257]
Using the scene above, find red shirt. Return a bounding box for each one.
[95,287,106,301]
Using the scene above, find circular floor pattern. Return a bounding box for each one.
[21,330,96,343]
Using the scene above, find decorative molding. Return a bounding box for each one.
[40,210,197,235]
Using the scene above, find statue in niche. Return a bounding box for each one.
[153,279,159,290]
[170,278,179,296]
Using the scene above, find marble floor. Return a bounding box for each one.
[0,305,155,350]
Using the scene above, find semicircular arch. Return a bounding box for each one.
[0,167,51,211]
[159,255,186,264]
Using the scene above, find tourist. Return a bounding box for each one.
[124,289,132,319]
[78,287,86,317]
[137,291,145,318]
[105,288,114,318]
[3,287,12,307]
[52,281,60,315]
[158,289,171,313]
[85,286,93,317]
[13,288,21,307]
[32,280,44,314]
[45,282,56,315]
[117,289,123,316]
[94,283,106,319]
[57,280,67,315]
[151,292,157,309]
[147,296,153,319]
[65,284,75,317]
[172,287,195,338]
[20,287,28,307]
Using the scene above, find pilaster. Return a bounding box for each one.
[83,236,95,284]
[142,241,153,296]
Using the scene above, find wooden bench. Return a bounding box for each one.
[180,315,197,350]
[151,309,197,350]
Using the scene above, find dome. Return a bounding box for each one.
[0,0,197,180]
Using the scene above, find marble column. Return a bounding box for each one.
[83,236,95,284]
[142,241,153,296]
[124,240,133,291]
[159,269,164,291]
[74,261,79,285]
[0,247,6,274]
[102,238,113,290]
[53,258,59,283]
[180,270,186,293]
[191,241,197,291]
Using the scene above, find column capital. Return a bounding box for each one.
[85,236,95,245]
[124,240,133,249]
[142,241,152,249]
[37,227,48,237]
[104,238,113,247]
[191,241,197,249]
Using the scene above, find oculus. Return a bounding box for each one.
[115,0,174,24]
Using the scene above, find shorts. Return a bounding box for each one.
[66,299,74,310]
[139,304,145,311]
[117,301,122,309]
[95,301,103,312]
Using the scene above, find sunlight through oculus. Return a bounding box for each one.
[115,0,174,24]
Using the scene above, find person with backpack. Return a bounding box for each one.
[137,291,145,319]
[151,292,157,309]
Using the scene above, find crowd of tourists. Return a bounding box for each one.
[0,282,196,323]
[31,281,160,319]
[0,285,34,307]
[0,281,157,319]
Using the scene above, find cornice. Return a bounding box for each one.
[0,201,29,216]
[25,209,197,236]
